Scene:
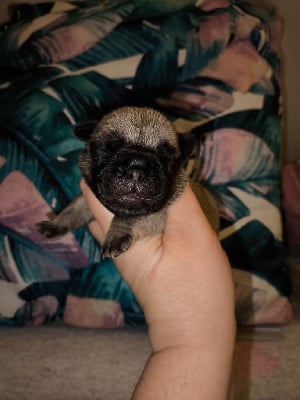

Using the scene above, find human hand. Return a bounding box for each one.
[80,179,235,399]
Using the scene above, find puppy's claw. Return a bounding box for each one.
[36,221,68,238]
[101,234,133,258]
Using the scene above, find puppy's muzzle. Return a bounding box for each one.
[96,148,167,216]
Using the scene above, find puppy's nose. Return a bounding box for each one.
[129,168,146,181]
[128,158,147,181]
[115,160,147,181]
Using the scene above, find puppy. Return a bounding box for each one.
[36,107,187,257]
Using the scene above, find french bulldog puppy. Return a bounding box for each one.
[36,107,187,257]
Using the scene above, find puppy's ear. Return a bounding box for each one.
[73,121,97,142]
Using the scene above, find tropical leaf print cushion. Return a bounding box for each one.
[0,0,292,327]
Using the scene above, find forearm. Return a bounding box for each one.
[132,342,234,400]
[131,250,236,400]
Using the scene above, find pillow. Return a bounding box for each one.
[0,0,292,327]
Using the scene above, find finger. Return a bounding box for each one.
[80,179,113,235]
[87,220,106,243]
[164,184,218,247]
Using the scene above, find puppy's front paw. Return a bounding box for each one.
[102,233,133,258]
[36,221,68,238]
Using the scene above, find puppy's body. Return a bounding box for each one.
[37,107,186,257]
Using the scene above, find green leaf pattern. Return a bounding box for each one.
[0,0,291,326]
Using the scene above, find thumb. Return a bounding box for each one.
[80,179,113,239]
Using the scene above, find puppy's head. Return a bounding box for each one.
[79,107,182,217]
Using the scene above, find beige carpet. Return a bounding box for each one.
[0,317,300,400]
[0,324,150,400]
[233,320,300,400]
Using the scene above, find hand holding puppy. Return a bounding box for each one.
[81,179,236,400]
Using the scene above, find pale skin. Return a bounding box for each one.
[80,180,236,400]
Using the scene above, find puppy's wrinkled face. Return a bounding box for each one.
[79,107,182,217]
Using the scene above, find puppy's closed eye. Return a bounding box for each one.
[157,140,181,174]
[98,132,126,154]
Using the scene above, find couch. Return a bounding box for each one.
[0,0,293,329]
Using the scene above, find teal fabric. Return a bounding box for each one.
[0,0,291,326]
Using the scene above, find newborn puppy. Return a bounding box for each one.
[37,107,187,257]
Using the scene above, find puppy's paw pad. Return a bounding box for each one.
[102,234,133,258]
[36,221,68,238]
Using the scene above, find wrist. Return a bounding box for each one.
[146,311,202,351]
